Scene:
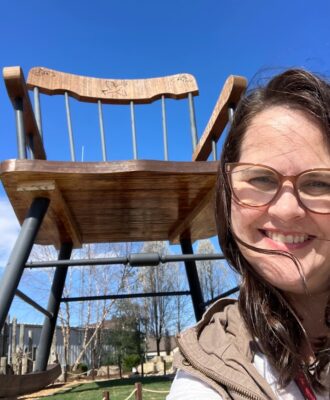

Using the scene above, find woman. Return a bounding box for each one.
[167,69,330,399]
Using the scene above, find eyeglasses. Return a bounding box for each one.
[225,163,330,214]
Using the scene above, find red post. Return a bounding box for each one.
[135,382,142,400]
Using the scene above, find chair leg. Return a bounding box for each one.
[0,197,50,331]
[180,239,205,321]
[35,242,73,372]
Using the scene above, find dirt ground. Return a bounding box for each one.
[18,379,91,399]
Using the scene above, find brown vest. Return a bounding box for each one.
[174,299,278,400]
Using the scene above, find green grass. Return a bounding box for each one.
[46,376,172,400]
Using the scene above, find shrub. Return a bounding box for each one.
[123,354,140,372]
[75,363,88,374]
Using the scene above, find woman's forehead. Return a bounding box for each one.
[238,106,330,167]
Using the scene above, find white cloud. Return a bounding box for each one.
[0,197,20,268]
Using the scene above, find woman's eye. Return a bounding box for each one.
[300,180,330,195]
[248,176,277,189]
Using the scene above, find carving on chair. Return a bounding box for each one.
[173,74,194,84]
[101,80,128,96]
[31,67,56,77]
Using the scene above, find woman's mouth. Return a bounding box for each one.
[259,230,315,249]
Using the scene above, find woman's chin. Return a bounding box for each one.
[242,252,307,293]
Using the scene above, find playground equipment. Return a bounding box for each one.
[0,66,246,396]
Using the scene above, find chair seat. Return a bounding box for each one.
[1,159,218,248]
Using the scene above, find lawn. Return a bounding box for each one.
[46,376,172,400]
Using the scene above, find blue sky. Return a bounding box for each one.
[1,0,330,324]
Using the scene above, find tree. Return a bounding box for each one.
[196,239,230,302]
[103,299,146,370]
[170,262,193,333]
[23,242,137,369]
[137,241,178,356]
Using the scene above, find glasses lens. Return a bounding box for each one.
[298,170,330,213]
[229,164,279,206]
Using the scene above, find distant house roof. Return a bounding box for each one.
[146,336,177,352]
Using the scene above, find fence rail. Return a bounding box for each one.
[102,382,170,400]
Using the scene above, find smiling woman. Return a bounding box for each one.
[230,106,330,295]
[167,69,330,400]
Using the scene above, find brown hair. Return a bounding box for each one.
[216,69,330,392]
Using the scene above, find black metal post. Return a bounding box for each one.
[14,97,27,159]
[180,239,205,321]
[15,289,52,318]
[35,242,73,371]
[0,197,50,331]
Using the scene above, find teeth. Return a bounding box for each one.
[265,231,309,244]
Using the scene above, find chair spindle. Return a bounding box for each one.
[188,93,198,151]
[14,97,27,159]
[130,101,138,160]
[212,139,217,161]
[33,87,43,140]
[98,100,107,161]
[161,95,169,161]
[64,92,76,162]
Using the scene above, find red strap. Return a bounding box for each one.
[295,372,317,400]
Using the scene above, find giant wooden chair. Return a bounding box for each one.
[0,66,246,386]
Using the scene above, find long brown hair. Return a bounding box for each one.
[216,69,330,392]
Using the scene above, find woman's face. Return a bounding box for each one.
[231,106,330,294]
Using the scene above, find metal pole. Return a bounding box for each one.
[161,96,168,160]
[28,134,35,160]
[14,97,26,159]
[33,87,43,139]
[62,290,190,303]
[228,106,235,125]
[65,92,76,161]
[26,252,225,268]
[130,101,138,159]
[98,100,107,161]
[35,242,73,372]
[15,289,52,318]
[180,239,205,321]
[212,139,217,161]
[204,285,240,306]
[0,197,50,331]
[188,93,198,151]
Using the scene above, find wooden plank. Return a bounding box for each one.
[17,179,82,248]
[0,363,61,397]
[27,67,199,104]
[169,186,215,243]
[1,159,218,246]
[48,182,82,247]
[193,75,247,161]
[3,66,46,160]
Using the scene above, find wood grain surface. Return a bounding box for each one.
[1,159,218,247]
[193,75,247,161]
[27,67,199,104]
[0,363,61,397]
[3,66,46,159]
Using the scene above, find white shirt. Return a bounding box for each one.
[167,352,329,400]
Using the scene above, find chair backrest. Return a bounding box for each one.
[4,67,199,163]
[27,67,199,103]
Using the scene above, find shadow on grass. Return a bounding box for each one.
[50,375,173,397]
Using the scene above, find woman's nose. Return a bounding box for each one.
[267,185,306,222]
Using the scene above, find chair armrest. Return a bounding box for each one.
[192,75,247,161]
[3,66,46,159]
